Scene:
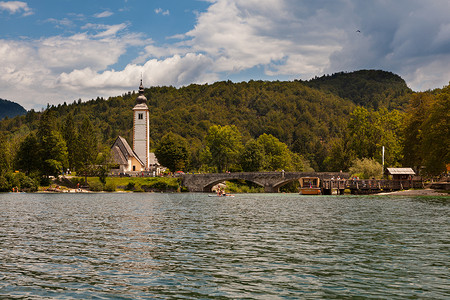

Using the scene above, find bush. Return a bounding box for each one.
[89,181,103,192]
[104,181,116,192]
[125,181,136,191]
[71,177,86,186]
[349,158,383,179]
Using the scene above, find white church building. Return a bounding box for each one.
[111,80,162,175]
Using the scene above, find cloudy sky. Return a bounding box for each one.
[1,0,450,110]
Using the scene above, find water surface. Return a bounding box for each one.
[0,193,449,299]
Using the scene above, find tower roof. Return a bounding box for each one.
[136,79,147,104]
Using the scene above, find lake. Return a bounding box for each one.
[0,193,449,299]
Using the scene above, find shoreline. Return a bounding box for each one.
[375,188,449,197]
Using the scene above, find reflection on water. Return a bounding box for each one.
[0,193,449,299]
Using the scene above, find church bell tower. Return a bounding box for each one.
[133,79,149,169]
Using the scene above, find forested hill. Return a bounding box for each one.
[0,98,27,120]
[0,70,412,170]
[304,70,412,109]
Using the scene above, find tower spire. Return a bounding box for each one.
[136,77,147,104]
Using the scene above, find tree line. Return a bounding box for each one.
[0,70,448,191]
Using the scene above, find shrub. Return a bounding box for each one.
[89,181,103,192]
[125,181,136,191]
[104,181,116,192]
[349,158,383,179]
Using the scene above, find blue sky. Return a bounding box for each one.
[1,0,450,109]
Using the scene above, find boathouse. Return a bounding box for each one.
[385,168,415,180]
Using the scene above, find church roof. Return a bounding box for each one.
[111,136,145,167]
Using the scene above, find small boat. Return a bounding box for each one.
[208,194,235,197]
[299,177,321,195]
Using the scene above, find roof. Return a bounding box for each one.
[111,136,145,167]
[111,145,127,165]
[133,103,148,110]
[149,152,160,166]
[386,168,415,175]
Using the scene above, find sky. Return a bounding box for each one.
[1,0,450,110]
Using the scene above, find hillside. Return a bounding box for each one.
[304,70,412,109]
[0,98,27,120]
[0,70,411,171]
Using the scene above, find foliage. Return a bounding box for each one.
[0,133,10,175]
[62,113,78,171]
[240,139,264,172]
[88,180,103,191]
[403,86,450,175]
[95,147,114,184]
[104,181,116,192]
[0,172,38,192]
[155,132,189,172]
[304,70,412,109]
[204,125,243,172]
[76,117,98,182]
[224,180,264,193]
[347,106,403,167]
[349,158,383,179]
[15,133,40,174]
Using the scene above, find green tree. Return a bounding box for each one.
[240,139,264,172]
[95,147,114,184]
[0,133,10,175]
[323,137,355,172]
[37,110,57,140]
[155,132,189,172]
[75,117,98,183]
[419,87,450,175]
[204,125,243,172]
[62,113,78,171]
[40,130,68,177]
[349,158,383,179]
[15,133,41,175]
[257,133,292,171]
[402,92,432,169]
[348,106,403,167]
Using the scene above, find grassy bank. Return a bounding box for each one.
[50,176,183,192]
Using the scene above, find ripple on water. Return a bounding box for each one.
[0,193,449,299]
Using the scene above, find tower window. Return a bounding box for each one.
[138,113,143,120]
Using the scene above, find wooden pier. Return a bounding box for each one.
[321,179,424,195]
[346,179,424,194]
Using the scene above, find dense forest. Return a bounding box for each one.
[0,98,27,120]
[0,70,448,191]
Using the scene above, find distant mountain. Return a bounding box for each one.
[0,99,27,120]
[304,70,412,109]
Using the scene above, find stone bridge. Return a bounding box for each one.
[181,171,348,193]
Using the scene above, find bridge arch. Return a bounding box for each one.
[272,178,300,192]
[203,177,265,192]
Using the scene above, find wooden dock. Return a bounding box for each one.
[321,179,424,195]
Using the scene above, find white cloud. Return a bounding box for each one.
[2,0,450,109]
[0,1,32,16]
[81,22,128,37]
[58,53,216,92]
[154,8,169,16]
[94,10,113,18]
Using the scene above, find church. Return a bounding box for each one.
[110,80,162,176]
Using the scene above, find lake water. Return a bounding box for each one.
[0,193,449,299]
